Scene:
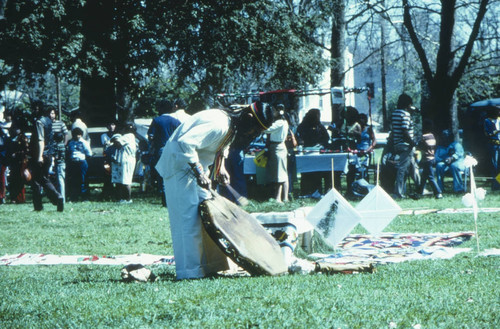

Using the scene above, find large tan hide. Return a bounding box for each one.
[199,191,288,276]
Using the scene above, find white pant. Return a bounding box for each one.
[164,168,228,279]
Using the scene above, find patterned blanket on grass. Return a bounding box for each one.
[0,253,175,266]
[310,232,475,266]
[1,232,475,267]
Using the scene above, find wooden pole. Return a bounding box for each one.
[470,166,480,253]
[56,76,62,119]
[376,156,381,186]
[331,158,335,190]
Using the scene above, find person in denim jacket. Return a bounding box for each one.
[436,130,466,193]
[66,127,92,201]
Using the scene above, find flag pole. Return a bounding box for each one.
[376,156,381,186]
[470,166,480,254]
[331,158,335,190]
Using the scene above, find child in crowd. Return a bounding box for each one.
[66,127,92,201]
[417,119,443,199]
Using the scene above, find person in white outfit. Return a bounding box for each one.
[265,105,289,202]
[110,123,137,203]
[155,102,277,280]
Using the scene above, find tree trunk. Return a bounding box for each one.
[56,75,61,119]
[80,75,116,126]
[330,0,345,125]
[115,62,133,124]
[400,24,408,91]
[425,80,455,139]
[402,0,490,142]
[79,0,115,127]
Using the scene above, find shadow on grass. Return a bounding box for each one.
[59,265,177,285]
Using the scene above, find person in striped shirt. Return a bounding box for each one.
[51,109,69,202]
[391,93,417,198]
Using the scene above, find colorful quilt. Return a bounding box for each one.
[310,232,474,266]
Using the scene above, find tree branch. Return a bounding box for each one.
[402,0,434,84]
[349,39,401,71]
[452,0,490,87]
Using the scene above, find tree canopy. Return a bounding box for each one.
[0,0,328,124]
[0,0,498,131]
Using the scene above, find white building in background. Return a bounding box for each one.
[0,90,28,120]
[298,47,355,123]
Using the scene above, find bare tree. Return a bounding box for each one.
[343,0,498,136]
[402,0,491,138]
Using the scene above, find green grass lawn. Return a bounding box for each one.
[1,184,499,328]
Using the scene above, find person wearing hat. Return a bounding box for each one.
[155,101,277,280]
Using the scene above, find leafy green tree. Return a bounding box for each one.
[0,0,83,78]
[1,0,330,125]
[163,1,328,101]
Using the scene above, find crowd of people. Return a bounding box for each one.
[0,96,498,209]
[0,103,147,210]
[211,93,499,202]
[379,93,500,199]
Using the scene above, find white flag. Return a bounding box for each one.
[357,185,402,235]
[306,188,362,247]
